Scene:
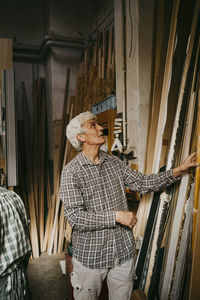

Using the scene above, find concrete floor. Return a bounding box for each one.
[27,252,69,300]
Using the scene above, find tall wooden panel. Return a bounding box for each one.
[0,38,13,171]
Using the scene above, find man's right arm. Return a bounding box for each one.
[60,169,116,231]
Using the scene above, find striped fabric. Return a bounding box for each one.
[0,187,31,299]
[60,151,177,269]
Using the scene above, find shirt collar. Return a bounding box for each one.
[78,151,108,166]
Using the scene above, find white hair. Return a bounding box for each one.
[66,111,97,151]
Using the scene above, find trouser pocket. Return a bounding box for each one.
[71,257,107,300]
[70,272,82,294]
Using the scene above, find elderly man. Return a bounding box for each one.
[60,111,197,300]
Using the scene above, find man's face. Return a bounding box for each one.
[80,119,106,147]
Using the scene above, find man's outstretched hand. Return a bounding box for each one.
[173,152,200,177]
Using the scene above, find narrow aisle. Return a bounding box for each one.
[27,252,69,300]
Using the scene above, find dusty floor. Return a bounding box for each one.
[27,252,69,300]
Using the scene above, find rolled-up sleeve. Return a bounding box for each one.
[122,164,178,194]
[59,169,116,231]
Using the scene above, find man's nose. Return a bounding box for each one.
[97,124,103,130]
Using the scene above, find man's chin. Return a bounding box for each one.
[101,137,106,143]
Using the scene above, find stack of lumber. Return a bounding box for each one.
[70,26,115,160]
[17,68,74,257]
[48,27,116,253]
[17,79,49,258]
[134,0,200,299]
[73,27,115,116]
[17,73,72,257]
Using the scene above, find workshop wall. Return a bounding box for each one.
[114,0,154,172]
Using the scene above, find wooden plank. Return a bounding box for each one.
[106,27,113,79]
[47,72,71,254]
[0,38,12,81]
[134,0,180,240]
[38,81,46,252]
[21,82,39,258]
[0,38,12,172]
[192,81,200,250]
[151,0,180,174]
[144,0,175,175]
[134,189,163,290]
[57,203,65,254]
[98,49,102,79]
[160,41,199,292]
[189,194,200,299]
[102,28,107,79]
[160,88,197,299]
[189,75,200,300]
[57,104,73,253]
[114,0,125,113]
[143,8,200,295]
[171,183,194,299]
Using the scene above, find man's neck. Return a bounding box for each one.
[82,146,101,164]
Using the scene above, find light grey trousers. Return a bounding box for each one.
[70,257,136,300]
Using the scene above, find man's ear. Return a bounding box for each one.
[77,134,86,143]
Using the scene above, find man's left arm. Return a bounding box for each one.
[123,152,199,194]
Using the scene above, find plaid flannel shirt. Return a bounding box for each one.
[0,187,31,277]
[60,152,177,269]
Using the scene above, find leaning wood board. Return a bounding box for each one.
[170,183,195,299]
[189,78,200,300]
[192,77,200,250]
[144,15,200,295]
[0,38,12,171]
[134,0,180,239]
[160,90,197,299]
[189,194,200,299]
[170,41,200,299]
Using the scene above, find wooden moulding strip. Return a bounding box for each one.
[53,219,58,254]
[93,44,97,67]
[57,104,73,253]
[21,82,39,258]
[160,34,200,295]
[98,49,102,79]
[42,207,52,252]
[101,57,105,79]
[38,81,46,252]
[0,38,13,82]
[171,183,195,299]
[192,78,200,251]
[144,0,173,176]
[96,31,100,68]
[134,0,180,240]
[143,0,165,174]
[28,189,39,258]
[145,19,200,295]
[32,80,40,222]
[106,27,113,79]
[47,69,70,254]
[189,193,200,299]
[160,87,197,299]
[102,28,107,79]
[151,0,180,174]
[57,203,65,254]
